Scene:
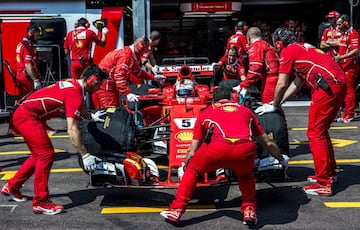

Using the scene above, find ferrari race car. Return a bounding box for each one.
[78,59,289,188]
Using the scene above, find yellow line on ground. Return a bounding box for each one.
[288,160,313,165]
[101,205,216,214]
[324,202,360,208]
[50,168,84,172]
[289,126,358,131]
[1,159,360,180]
[288,159,360,165]
[0,149,65,155]
[0,168,84,180]
[289,141,309,145]
[14,135,69,140]
[290,138,358,147]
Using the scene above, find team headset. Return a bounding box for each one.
[83,64,109,87]
[27,26,40,39]
[236,21,248,33]
[75,17,90,29]
[273,28,295,50]
[339,14,350,29]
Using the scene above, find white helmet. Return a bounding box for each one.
[175,79,195,97]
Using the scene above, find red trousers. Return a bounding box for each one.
[8,107,55,205]
[92,79,120,109]
[307,84,345,185]
[70,59,90,79]
[16,74,34,99]
[342,63,359,119]
[170,140,257,212]
[261,76,278,104]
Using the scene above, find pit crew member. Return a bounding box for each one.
[160,86,287,226]
[129,31,162,84]
[256,28,346,196]
[64,17,108,79]
[233,27,279,104]
[142,30,162,74]
[320,11,342,57]
[334,14,359,123]
[1,64,109,215]
[16,25,42,99]
[92,36,166,108]
[217,46,244,81]
[216,21,248,79]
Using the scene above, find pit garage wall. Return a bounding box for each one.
[0,0,124,96]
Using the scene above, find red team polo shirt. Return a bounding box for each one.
[225,31,248,55]
[16,38,40,80]
[320,26,342,56]
[19,79,84,121]
[240,39,279,88]
[63,27,103,61]
[279,43,345,91]
[193,101,265,142]
[99,46,154,96]
[337,28,360,69]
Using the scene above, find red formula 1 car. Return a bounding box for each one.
[79,59,289,188]
[79,63,217,188]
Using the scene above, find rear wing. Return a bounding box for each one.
[159,57,215,84]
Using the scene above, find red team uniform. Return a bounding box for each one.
[240,39,279,103]
[320,26,342,57]
[168,100,264,216]
[15,37,41,98]
[222,59,244,80]
[337,27,359,120]
[64,27,104,79]
[279,43,345,186]
[8,79,85,206]
[92,46,154,108]
[128,46,154,85]
[219,31,247,78]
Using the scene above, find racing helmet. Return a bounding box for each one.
[176,78,195,97]
[272,27,296,50]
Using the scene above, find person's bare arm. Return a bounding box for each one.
[67,117,87,157]
[25,63,38,81]
[335,48,359,62]
[255,133,284,162]
[80,108,92,120]
[64,48,69,56]
[281,77,304,104]
[272,73,290,108]
[320,39,340,49]
[99,32,106,47]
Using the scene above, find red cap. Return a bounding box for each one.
[325,11,340,19]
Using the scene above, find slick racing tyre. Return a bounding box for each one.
[79,107,136,155]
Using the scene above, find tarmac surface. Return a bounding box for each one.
[0,105,360,230]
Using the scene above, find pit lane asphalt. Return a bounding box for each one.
[0,105,360,230]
